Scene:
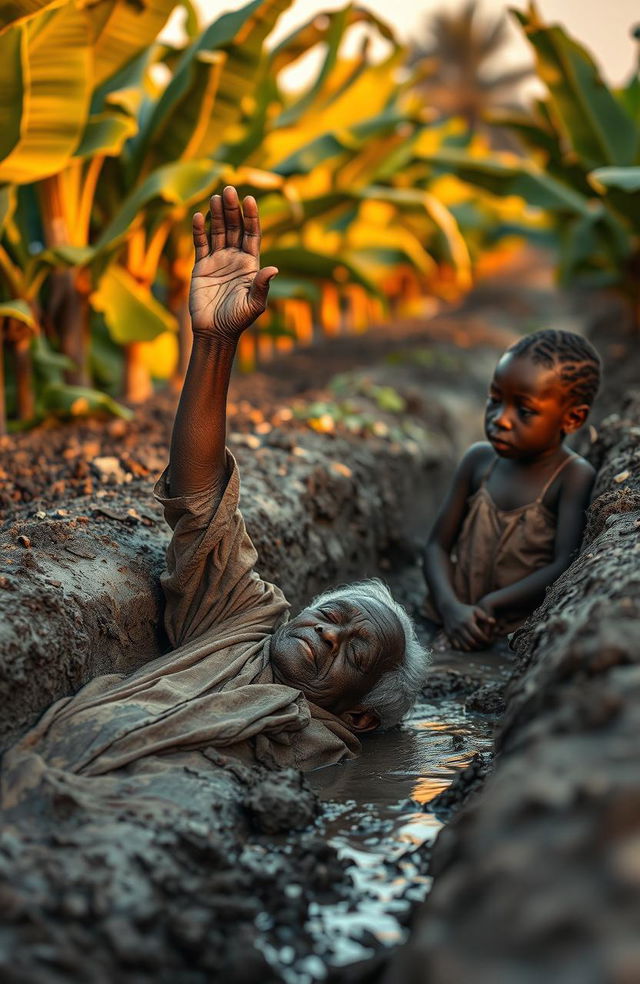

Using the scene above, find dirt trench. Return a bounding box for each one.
[384,390,640,982]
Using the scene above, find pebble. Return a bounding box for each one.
[17,535,30,548]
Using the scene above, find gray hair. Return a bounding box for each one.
[311,578,431,729]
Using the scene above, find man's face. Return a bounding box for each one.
[484,353,573,459]
[270,593,405,719]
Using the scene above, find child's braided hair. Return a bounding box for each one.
[507,329,601,407]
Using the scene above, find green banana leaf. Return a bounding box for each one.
[95,160,224,253]
[588,166,640,228]
[138,0,293,171]
[414,149,593,215]
[261,247,381,297]
[512,6,637,167]
[590,167,640,193]
[40,382,133,420]
[0,186,16,234]
[0,4,91,184]
[73,110,138,159]
[0,298,34,326]
[90,265,177,344]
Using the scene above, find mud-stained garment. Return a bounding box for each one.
[427,454,575,634]
[1,452,360,816]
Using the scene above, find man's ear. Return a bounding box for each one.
[340,707,381,733]
[563,403,589,433]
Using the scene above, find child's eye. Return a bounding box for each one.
[518,406,536,420]
[487,395,499,406]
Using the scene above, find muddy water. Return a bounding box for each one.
[261,630,512,983]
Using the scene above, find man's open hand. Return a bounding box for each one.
[189,186,278,342]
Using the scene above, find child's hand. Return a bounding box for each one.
[442,600,496,651]
[189,186,278,343]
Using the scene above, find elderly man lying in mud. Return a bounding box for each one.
[1,188,429,815]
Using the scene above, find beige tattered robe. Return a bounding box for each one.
[1,454,359,816]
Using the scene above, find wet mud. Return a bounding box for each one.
[384,399,640,976]
[1,251,622,981]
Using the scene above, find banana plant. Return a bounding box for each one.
[406,2,640,322]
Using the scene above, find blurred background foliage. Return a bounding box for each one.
[0,0,638,432]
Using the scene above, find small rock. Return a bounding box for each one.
[91,456,129,485]
[35,511,46,520]
[17,535,31,548]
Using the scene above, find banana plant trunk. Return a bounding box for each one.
[124,342,153,404]
[12,323,35,422]
[48,269,92,386]
[0,319,5,436]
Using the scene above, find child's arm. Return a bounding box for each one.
[424,444,496,650]
[168,187,278,501]
[478,457,595,620]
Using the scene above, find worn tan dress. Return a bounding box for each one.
[1,452,360,817]
[426,455,575,634]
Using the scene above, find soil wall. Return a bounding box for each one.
[385,394,640,983]
[0,420,452,751]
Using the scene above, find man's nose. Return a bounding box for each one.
[314,623,342,652]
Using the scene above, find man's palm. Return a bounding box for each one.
[189,188,277,341]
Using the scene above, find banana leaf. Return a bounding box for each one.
[88,0,178,89]
[261,246,381,297]
[94,159,224,253]
[73,111,138,159]
[512,5,637,167]
[0,298,34,326]
[90,265,177,344]
[414,149,593,215]
[0,0,64,35]
[0,4,92,185]
[40,381,133,419]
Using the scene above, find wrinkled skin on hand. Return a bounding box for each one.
[189,186,279,343]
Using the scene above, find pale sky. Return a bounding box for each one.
[175,0,639,87]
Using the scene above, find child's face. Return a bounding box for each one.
[485,353,581,459]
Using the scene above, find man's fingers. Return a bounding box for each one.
[210,194,225,251]
[242,195,261,257]
[248,266,278,315]
[475,608,496,626]
[192,212,209,261]
[222,185,242,249]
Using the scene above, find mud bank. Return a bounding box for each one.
[0,329,504,984]
[384,393,640,983]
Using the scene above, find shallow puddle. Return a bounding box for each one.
[263,642,512,982]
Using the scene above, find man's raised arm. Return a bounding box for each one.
[168,186,278,499]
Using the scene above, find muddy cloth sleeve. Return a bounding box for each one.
[153,450,289,649]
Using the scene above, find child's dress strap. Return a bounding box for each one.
[536,453,576,503]
[481,457,499,485]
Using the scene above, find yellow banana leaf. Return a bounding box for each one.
[0,0,64,36]
[90,265,177,344]
[86,0,178,88]
[0,3,91,185]
[140,0,293,170]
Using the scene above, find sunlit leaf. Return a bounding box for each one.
[512,5,637,166]
[88,0,178,88]
[415,148,592,214]
[73,110,138,159]
[90,265,177,343]
[40,381,133,419]
[95,159,224,251]
[0,5,92,184]
[0,0,64,36]
[0,298,34,326]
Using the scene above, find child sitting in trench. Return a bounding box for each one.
[423,329,601,650]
